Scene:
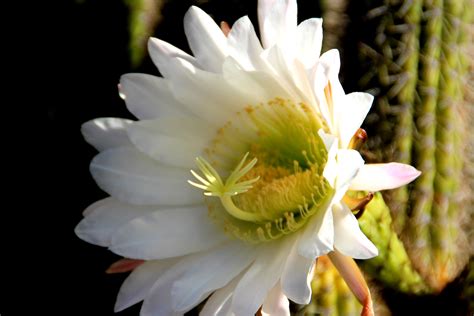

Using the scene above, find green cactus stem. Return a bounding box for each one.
[411,0,470,291]
[356,192,430,294]
[125,0,163,67]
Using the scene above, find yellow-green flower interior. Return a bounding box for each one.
[200,98,334,243]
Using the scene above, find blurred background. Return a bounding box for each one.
[40,0,472,315]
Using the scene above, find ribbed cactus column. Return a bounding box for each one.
[404,0,445,291]
[380,0,422,234]
[412,0,471,291]
[343,0,423,233]
[344,0,472,294]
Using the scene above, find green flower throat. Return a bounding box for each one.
[189,98,334,243]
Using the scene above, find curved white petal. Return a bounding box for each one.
[349,162,422,191]
[296,18,323,68]
[140,259,188,316]
[184,6,228,73]
[318,49,341,80]
[310,63,332,127]
[261,45,315,104]
[281,235,315,304]
[261,283,290,316]
[227,16,264,71]
[298,200,334,259]
[258,0,297,48]
[81,118,133,151]
[90,147,202,205]
[75,197,155,247]
[109,205,228,260]
[231,237,293,315]
[171,242,257,312]
[147,37,198,78]
[127,117,214,168]
[115,258,179,312]
[337,92,373,149]
[318,130,338,187]
[332,203,378,259]
[201,274,241,316]
[120,74,192,119]
[166,57,255,126]
[334,149,365,197]
[315,50,344,124]
[222,58,292,103]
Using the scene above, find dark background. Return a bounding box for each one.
[16,0,467,315]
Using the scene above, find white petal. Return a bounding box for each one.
[140,260,188,316]
[184,6,228,73]
[147,37,198,78]
[115,258,179,312]
[171,242,257,312]
[75,198,155,247]
[337,92,373,149]
[258,0,297,48]
[166,58,255,126]
[120,74,192,119]
[296,18,323,68]
[90,147,202,205]
[261,283,290,316]
[222,58,292,103]
[201,274,241,316]
[334,149,365,195]
[81,118,133,151]
[298,202,334,259]
[231,237,293,315]
[227,16,264,71]
[261,45,315,103]
[332,203,378,259]
[318,49,341,80]
[349,163,422,191]
[318,130,338,187]
[281,236,315,304]
[127,117,214,168]
[109,205,227,260]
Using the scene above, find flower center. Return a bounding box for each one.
[189,98,334,243]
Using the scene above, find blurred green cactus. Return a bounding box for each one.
[357,193,430,294]
[125,0,164,67]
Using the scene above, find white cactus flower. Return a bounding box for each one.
[76,0,421,315]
